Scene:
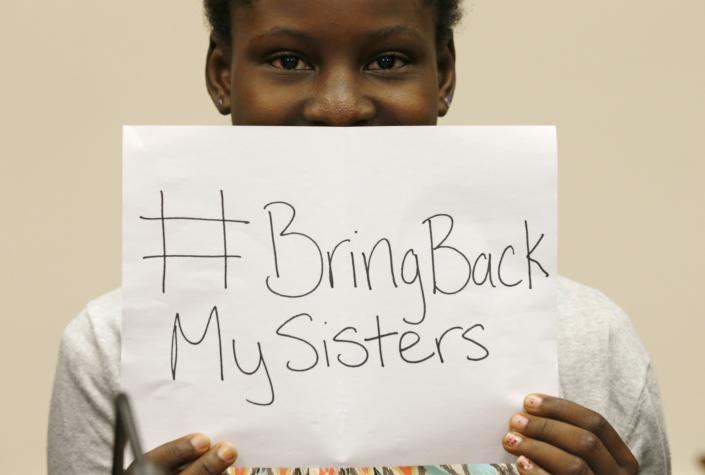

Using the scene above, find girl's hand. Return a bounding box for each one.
[502,394,639,474]
[126,433,237,475]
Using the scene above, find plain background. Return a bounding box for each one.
[0,0,703,473]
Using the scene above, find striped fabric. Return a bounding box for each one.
[227,465,519,475]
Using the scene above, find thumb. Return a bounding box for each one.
[136,433,211,471]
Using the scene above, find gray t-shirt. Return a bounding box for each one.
[47,276,671,474]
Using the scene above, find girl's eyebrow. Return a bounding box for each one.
[367,25,425,42]
[251,25,424,43]
[252,27,315,42]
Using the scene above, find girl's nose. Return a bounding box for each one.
[302,68,376,126]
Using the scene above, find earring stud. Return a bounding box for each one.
[217,97,224,107]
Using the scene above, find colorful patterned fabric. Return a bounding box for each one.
[227,465,519,475]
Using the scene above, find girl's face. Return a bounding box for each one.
[206,0,456,126]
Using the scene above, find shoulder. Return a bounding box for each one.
[556,275,650,375]
[557,275,642,333]
[58,288,122,395]
[61,288,121,356]
[556,275,649,358]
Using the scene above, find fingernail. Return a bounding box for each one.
[511,414,529,430]
[504,432,522,447]
[190,434,211,452]
[525,394,542,410]
[517,455,534,470]
[217,442,237,463]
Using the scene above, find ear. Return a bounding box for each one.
[436,34,457,118]
[205,35,232,115]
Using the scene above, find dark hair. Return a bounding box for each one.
[204,0,462,49]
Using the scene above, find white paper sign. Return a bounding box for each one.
[122,126,558,467]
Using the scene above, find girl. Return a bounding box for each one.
[48,1,670,474]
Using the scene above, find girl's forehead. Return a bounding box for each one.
[231,0,437,41]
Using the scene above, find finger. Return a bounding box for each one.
[516,455,550,475]
[524,394,638,470]
[509,412,621,473]
[143,433,212,471]
[181,441,237,475]
[503,431,595,475]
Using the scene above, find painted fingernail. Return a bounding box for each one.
[504,432,523,447]
[217,442,237,463]
[511,414,529,430]
[525,394,543,409]
[517,455,534,470]
[189,434,211,452]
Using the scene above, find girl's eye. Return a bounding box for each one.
[270,54,312,71]
[367,54,409,71]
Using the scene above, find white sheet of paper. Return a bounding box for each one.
[122,126,558,467]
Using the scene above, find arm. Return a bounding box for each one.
[48,305,119,474]
[47,293,238,475]
[501,279,672,474]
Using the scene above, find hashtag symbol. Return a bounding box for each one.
[140,190,250,293]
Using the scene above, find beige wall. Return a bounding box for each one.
[1,1,703,473]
